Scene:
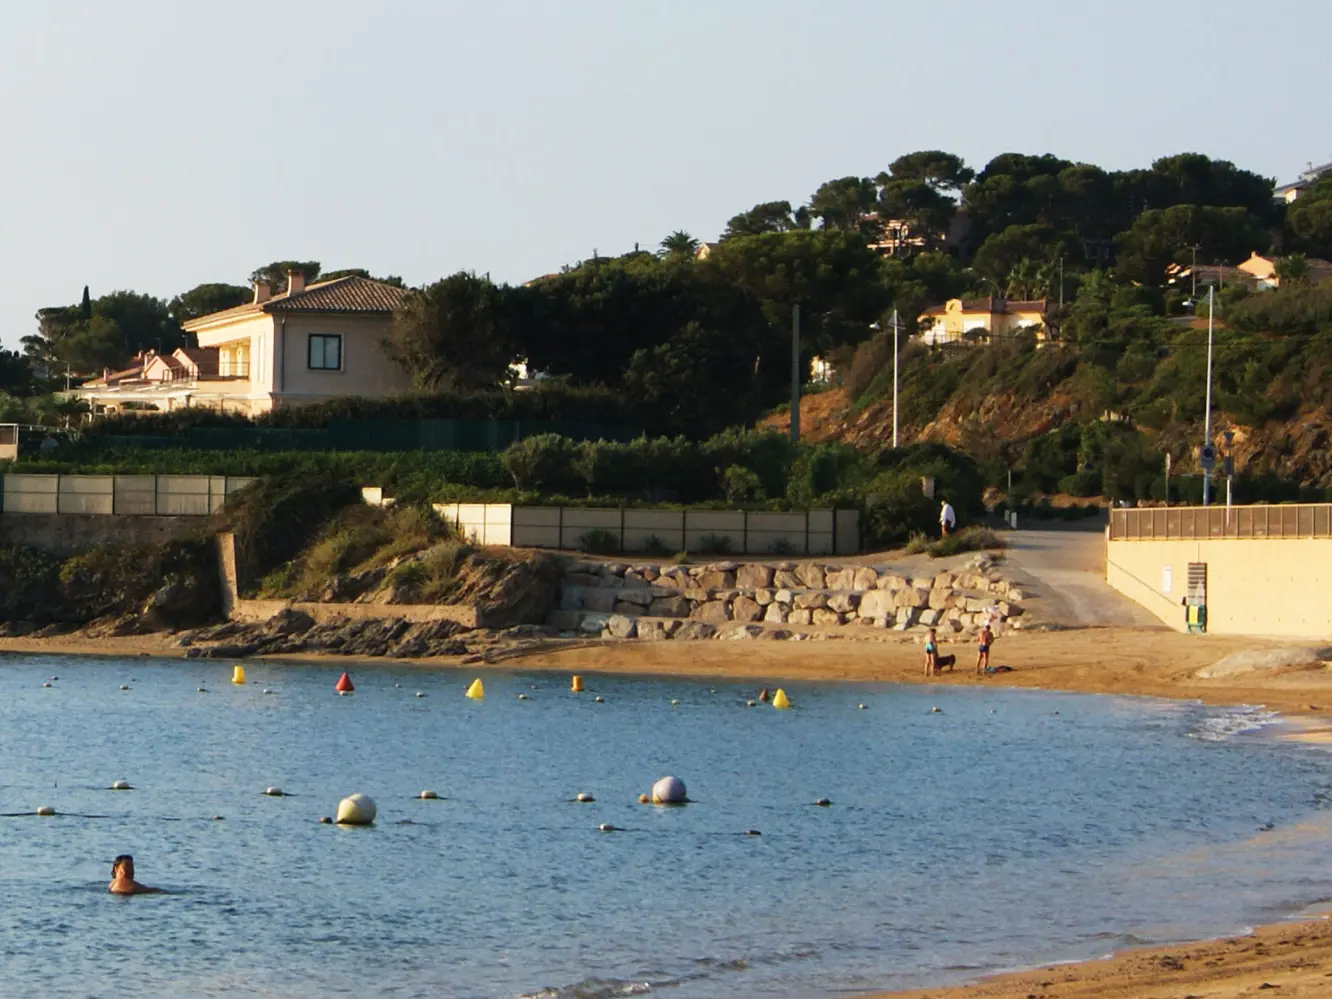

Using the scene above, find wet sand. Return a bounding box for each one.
[3,624,1332,999]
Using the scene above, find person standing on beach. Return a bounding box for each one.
[939,499,956,538]
[108,855,162,895]
[924,628,938,676]
[975,623,993,675]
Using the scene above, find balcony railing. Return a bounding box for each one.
[1110,504,1332,541]
[159,363,250,383]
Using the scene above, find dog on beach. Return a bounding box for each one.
[932,653,956,673]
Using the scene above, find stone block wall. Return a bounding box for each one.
[550,555,1024,642]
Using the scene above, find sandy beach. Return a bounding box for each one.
[4,623,1332,999]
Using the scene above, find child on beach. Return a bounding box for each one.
[924,629,938,676]
[975,623,993,675]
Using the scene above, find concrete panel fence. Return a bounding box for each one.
[430,501,860,555]
[1110,503,1332,540]
[1,474,254,516]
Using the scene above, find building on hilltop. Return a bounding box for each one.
[1274,160,1332,203]
[916,297,1046,346]
[73,272,412,416]
[1235,251,1332,290]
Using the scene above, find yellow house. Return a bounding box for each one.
[917,297,1046,346]
[1236,251,1332,290]
[77,272,413,415]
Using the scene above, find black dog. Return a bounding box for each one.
[933,653,956,673]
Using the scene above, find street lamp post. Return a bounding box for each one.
[1202,285,1215,506]
[890,308,901,448]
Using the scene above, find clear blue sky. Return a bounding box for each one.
[0,0,1328,348]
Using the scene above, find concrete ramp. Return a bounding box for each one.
[1003,526,1165,629]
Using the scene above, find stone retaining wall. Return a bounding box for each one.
[549,556,1024,641]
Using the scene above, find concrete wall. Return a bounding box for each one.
[433,502,860,555]
[1106,536,1332,639]
[1,474,253,516]
[0,514,209,555]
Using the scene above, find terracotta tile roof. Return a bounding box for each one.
[267,275,408,314]
[183,276,408,329]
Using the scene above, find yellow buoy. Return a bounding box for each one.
[571,675,584,693]
[465,678,484,700]
[772,688,791,710]
[232,665,246,685]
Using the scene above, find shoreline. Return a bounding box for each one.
[4,625,1332,998]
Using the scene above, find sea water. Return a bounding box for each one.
[2,655,1331,999]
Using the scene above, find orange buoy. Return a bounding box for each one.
[335,671,354,693]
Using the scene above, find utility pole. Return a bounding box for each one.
[1202,286,1215,507]
[790,304,800,443]
[890,308,901,448]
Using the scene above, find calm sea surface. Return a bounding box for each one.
[1,654,1331,999]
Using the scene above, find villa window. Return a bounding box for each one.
[308,334,343,371]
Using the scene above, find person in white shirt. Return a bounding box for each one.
[939,499,956,537]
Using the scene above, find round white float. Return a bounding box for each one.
[418,790,440,800]
[35,805,55,816]
[815,797,832,807]
[111,780,132,791]
[119,685,130,691]
[575,792,595,803]
[263,786,283,797]
[336,793,377,826]
[651,776,687,805]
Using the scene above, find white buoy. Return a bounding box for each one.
[651,775,687,805]
[319,816,333,824]
[517,693,529,700]
[415,691,426,698]
[263,688,274,695]
[263,786,284,797]
[211,815,224,821]
[197,687,207,693]
[338,689,352,697]
[119,685,130,691]
[670,699,680,706]
[857,703,867,710]
[111,780,132,791]
[815,797,832,807]
[598,823,617,832]
[42,682,51,688]
[35,805,55,816]
[931,706,943,714]
[418,790,440,800]
[593,696,605,703]
[394,683,402,688]
[336,793,377,826]
[744,828,762,836]
[575,792,595,803]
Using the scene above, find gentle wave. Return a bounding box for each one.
[1188,706,1282,741]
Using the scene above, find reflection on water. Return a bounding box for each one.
[0,655,1330,998]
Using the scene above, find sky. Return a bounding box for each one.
[0,0,1328,348]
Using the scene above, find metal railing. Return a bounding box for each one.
[1110,504,1332,540]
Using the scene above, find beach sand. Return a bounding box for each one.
[4,624,1332,999]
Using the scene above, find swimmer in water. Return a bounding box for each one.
[108,855,162,895]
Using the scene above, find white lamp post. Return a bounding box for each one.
[1202,285,1215,507]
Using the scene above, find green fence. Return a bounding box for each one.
[100,419,641,454]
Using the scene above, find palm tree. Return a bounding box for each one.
[660,230,700,257]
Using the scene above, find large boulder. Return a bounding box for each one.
[731,596,762,623]
[796,564,826,590]
[604,614,638,639]
[858,590,894,620]
[827,593,860,614]
[736,564,774,589]
[649,594,691,618]
[853,567,880,591]
[773,569,802,589]
[764,603,788,624]
[793,591,828,610]
[692,600,732,624]
[675,621,717,640]
[697,568,737,590]
[812,609,844,627]
[825,567,856,590]
[583,589,618,613]
[788,608,813,626]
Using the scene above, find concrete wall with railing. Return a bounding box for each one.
[1106,503,1332,639]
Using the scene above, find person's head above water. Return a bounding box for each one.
[111,855,134,880]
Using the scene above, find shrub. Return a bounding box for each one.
[500,433,580,492]
[720,465,763,504]
[927,526,1004,558]
[640,534,670,556]
[904,532,931,554]
[580,528,620,555]
[768,538,795,555]
[694,533,733,554]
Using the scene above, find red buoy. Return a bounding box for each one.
[335,671,354,693]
